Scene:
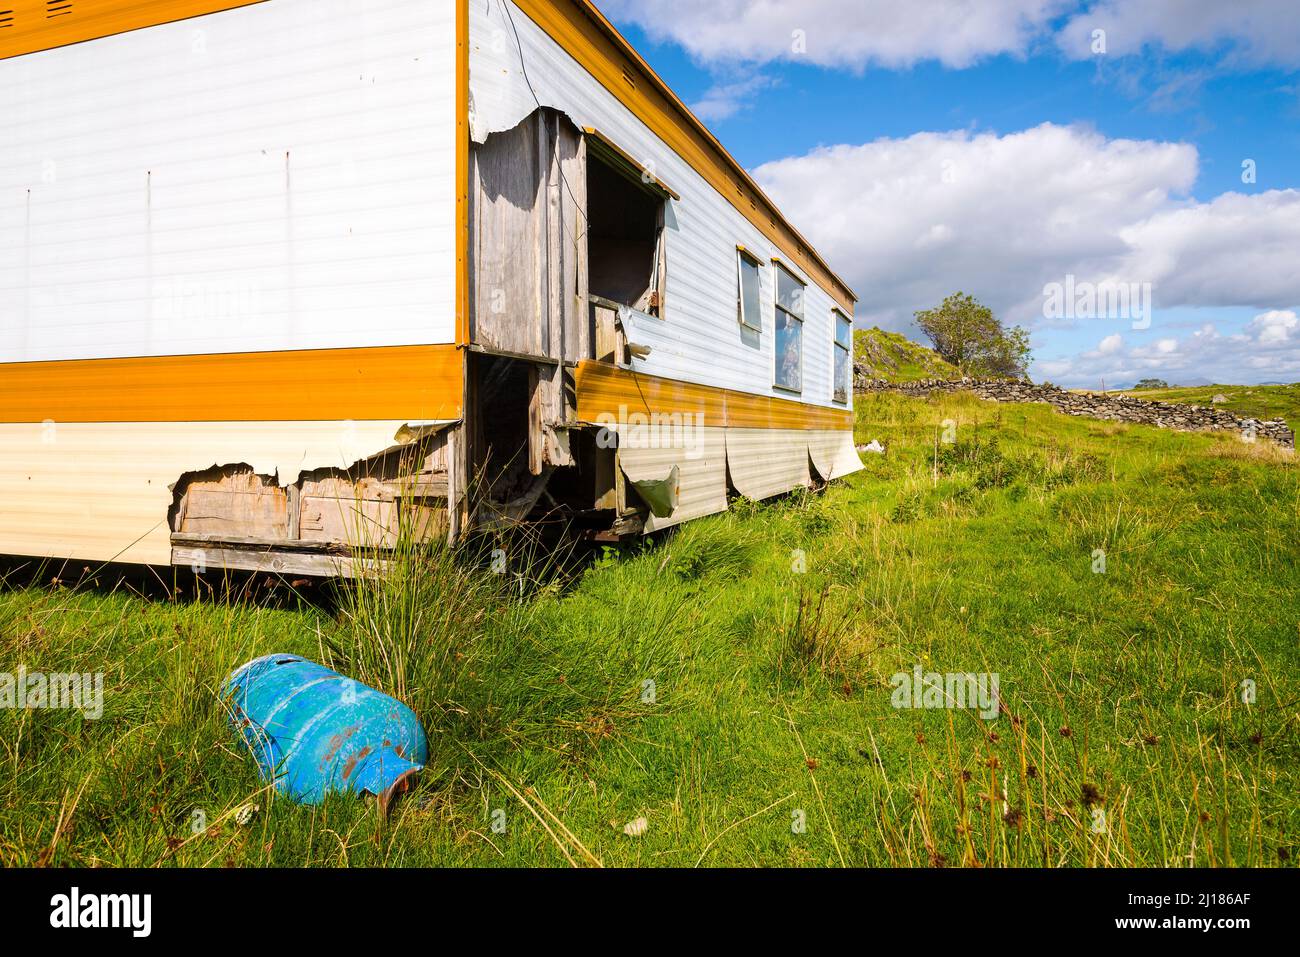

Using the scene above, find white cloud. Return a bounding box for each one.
[604,0,1300,71]
[600,0,1067,70]
[1118,191,1300,310]
[1034,311,1300,387]
[749,123,1300,334]
[1248,309,1298,344]
[1058,0,1300,67]
[752,123,1187,323]
[689,73,778,121]
[1097,333,1124,354]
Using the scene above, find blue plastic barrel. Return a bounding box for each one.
[224,654,428,811]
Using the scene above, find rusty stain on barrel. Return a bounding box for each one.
[224,654,428,811]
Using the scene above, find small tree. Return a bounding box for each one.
[913,292,1030,378]
[1133,378,1168,390]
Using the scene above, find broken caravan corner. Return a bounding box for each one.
[460,0,867,548]
[0,0,864,581]
[0,0,464,579]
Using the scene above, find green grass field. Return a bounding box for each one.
[1122,383,1300,424]
[2,391,1297,867]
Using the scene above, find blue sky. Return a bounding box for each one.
[602,1,1300,387]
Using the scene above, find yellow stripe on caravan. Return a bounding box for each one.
[0,0,267,60]
[0,345,464,423]
[574,361,853,432]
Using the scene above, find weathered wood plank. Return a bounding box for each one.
[171,544,379,579]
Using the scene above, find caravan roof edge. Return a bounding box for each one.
[511,0,860,314]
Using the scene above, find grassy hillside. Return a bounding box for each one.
[855,326,960,383]
[2,393,1297,867]
[1122,383,1300,423]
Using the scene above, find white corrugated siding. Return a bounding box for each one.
[470,1,852,412]
[0,0,457,363]
[725,428,813,501]
[616,426,728,532]
[809,430,866,481]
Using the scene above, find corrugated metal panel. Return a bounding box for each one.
[0,0,457,364]
[0,419,434,563]
[726,428,812,501]
[616,425,727,532]
[809,429,866,481]
[470,1,852,415]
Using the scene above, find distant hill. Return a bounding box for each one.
[854,327,961,383]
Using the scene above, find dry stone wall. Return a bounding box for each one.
[855,375,1295,450]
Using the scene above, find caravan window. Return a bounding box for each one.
[774,263,804,392]
[833,310,852,404]
[587,137,668,317]
[737,249,762,332]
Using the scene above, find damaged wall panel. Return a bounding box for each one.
[470,109,587,365]
[469,1,854,408]
[0,420,450,566]
[170,428,451,570]
[616,426,727,532]
[808,431,866,483]
[725,429,813,502]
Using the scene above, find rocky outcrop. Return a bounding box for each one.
[855,374,1295,450]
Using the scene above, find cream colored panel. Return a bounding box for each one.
[726,428,812,501]
[616,425,727,532]
[828,429,866,479]
[808,429,866,482]
[0,420,445,564]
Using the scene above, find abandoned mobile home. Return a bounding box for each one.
[0,0,863,575]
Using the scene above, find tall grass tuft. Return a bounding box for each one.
[772,584,868,686]
[662,513,760,582]
[321,545,498,727]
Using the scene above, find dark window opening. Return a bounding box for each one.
[587,154,665,316]
[471,353,535,504]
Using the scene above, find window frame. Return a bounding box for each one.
[772,260,805,394]
[832,308,852,405]
[585,136,671,320]
[736,246,763,333]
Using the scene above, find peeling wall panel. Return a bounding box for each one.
[616,426,727,532]
[809,430,866,482]
[726,428,813,501]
